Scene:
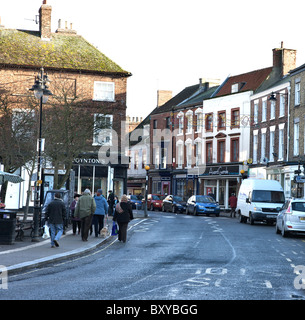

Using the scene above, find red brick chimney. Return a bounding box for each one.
[273,41,297,76]
[39,0,52,40]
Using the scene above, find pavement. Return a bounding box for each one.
[0,210,147,275]
[0,209,233,275]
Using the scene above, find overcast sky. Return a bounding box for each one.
[1,0,305,118]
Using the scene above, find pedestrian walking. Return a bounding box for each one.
[229,193,237,218]
[70,194,81,235]
[113,195,119,215]
[113,194,133,243]
[75,189,96,241]
[45,192,66,248]
[107,190,115,216]
[92,189,108,237]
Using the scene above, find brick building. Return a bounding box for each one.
[0,1,131,209]
[287,63,305,197]
[249,44,297,198]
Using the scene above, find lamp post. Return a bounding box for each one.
[30,68,52,242]
[144,165,150,217]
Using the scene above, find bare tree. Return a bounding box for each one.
[42,78,110,189]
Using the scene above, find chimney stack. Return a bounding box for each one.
[56,19,77,35]
[273,42,297,76]
[157,90,172,107]
[39,0,52,40]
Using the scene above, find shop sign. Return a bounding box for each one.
[201,165,240,176]
[74,158,101,165]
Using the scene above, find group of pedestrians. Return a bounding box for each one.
[45,189,133,247]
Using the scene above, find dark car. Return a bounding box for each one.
[186,195,220,216]
[162,195,186,213]
[127,195,143,209]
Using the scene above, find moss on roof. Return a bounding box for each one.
[0,29,131,75]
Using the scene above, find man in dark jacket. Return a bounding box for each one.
[45,192,66,247]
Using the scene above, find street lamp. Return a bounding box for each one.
[144,165,150,218]
[268,91,288,101]
[30,68,52,242]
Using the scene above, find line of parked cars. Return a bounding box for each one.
[127,177,305,238]
[127,193,220,216]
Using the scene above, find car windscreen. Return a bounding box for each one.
[152,195,160,200]
[292,202,305,212]
[252,190,285,203]
[173,196,183,202]
[196,196,216,203]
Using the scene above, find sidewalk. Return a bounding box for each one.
[0,210,146,275]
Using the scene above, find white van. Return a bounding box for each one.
[236,179,285,225]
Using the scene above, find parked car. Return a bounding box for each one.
[127,195,143,209]
[276,198,305,237]
[237,178,285,225]
[144,194,163,211]
[186,195,220,216]
[162,195,186,213]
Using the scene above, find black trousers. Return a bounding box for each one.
[92,215,105,237]
[118,222,128,243]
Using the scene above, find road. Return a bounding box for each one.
[1,211,305,301]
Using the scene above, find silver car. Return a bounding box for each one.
[276,198,305,237]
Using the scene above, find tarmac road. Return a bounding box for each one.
[1,211,305,301]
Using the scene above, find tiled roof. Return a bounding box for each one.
[177,85,219,108]
[151,84,201,115]
[0,29,131,76]
[215,67,273,97]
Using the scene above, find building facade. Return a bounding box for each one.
[0,1,131,209]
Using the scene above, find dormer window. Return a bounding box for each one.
[231,82,246,93]
[231,83,239,93]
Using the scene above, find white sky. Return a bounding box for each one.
[1,0,305,118]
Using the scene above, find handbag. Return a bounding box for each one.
[115,203,124,213]
[42,223,50,239]
[111,221,118,236]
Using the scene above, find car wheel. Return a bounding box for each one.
[275,223,281,234]
[172,205,176,213]
[162,205,165,212]
[150,204,154,211]
[281,223,288,237]
[193,208,198,216]
[249,213,255,225]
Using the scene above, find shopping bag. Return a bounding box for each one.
[42,223,50,239]
[111,221,118,236]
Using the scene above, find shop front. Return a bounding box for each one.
[73,156,127,198]
[265,163,304,199]
[199,164,242,210]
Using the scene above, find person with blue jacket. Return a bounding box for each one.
[92,189,109,237]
